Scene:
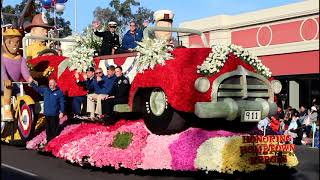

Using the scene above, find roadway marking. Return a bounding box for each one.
[1,163,38,177]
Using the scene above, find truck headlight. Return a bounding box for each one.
[271,80,282,94]
[195,77,210,93]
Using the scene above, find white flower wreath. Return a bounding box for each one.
[135,38,174,73]
[197,44,272,78]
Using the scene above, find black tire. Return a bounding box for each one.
[141,88,188,135]
[1,121,15,139]
[17,101,37,141]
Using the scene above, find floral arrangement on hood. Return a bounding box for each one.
[197,44,272,78]
[135,38,173,73]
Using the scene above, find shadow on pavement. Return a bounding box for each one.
[62,160,299,180]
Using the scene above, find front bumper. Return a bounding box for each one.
[194,98,277,121]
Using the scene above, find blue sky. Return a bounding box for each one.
[4,0,302,33]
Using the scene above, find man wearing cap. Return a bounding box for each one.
[92,21,120,55]
[25,13,53,59]
[1,26,34,120]
[153,10,174,42]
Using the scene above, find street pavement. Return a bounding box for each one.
[1,143,319,180]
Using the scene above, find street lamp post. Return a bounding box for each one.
[74,0,77,33]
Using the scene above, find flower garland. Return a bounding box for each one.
[135,38,173,73]
[197,44,272,77]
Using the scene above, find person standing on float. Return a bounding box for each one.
[121,21,144,52]
[92,21,120,55]
[31,79,65,142]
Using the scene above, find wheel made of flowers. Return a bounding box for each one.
[17,100,36,141]
[142,88,188,135]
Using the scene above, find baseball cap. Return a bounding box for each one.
[87,67,95,72]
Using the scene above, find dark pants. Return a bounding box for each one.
[101,97,128,115]
[72,96,86,115]
[45,116,59,142]
[305,125,312,137]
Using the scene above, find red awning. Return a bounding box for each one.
[260,51,319,76]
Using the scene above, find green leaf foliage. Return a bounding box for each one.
[93,0,154,35]
[112,132,133,149]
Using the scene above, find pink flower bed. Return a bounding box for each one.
[45,123,109,155]
[26,131,46,150]
[169,128,240,171]
[26,118,254,172]
[139,133,179,170]
[56,121,149,169]
[26,123,82,150]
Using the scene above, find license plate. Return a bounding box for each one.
[243,111,261,122]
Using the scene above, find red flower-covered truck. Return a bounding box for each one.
[94,27,281,135]
[2,27,281,142]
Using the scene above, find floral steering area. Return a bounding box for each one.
[26,120,298,173]
[197,44,272,78]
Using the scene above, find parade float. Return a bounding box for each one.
[1,2,298,175]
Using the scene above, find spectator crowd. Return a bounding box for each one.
[257,98,320,147]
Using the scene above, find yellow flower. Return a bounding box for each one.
[43,66,54,77]
[195,135,299,174]
[1,130,21,143]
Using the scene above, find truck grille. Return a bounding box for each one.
[212,66,273,102]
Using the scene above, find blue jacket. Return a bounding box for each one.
[93,75,116,94]
[121,29,143,50]
[77,77,95,94]
[31,83,65,116]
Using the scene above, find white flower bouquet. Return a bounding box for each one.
[68,27,102,73]
[135,38,174,73]
[197,44,272,78]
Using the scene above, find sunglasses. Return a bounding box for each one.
[95,72,102,75]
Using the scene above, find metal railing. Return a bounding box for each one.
[143,27,209,47]
[22,36,76,58]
